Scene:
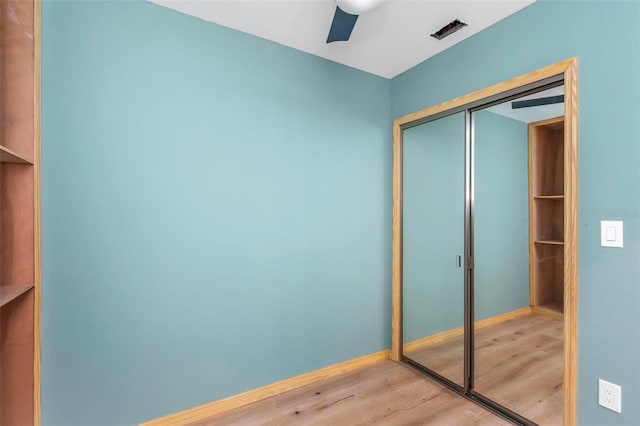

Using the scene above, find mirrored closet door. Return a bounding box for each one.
[472,86,565,425]
[402,112,465,387]
[392,59,578,426]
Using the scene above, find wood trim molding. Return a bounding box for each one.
[391,58,578,426]
[33,1,42,424]
[528,122,536,308]
[404,307,532,353]
[391,120,402,362]
[139,350,390,426]
[563,57,579,426]
[529,115,565,128]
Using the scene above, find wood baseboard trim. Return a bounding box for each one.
[404,323,464,353]
[404,307,532,353]
[139,349,390,426]
[531,306,564,321]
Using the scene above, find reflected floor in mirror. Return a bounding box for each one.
[404,334,464,387]
[406,313,562,426]
[475,313,563,426]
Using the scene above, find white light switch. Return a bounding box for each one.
[601,221,623,248]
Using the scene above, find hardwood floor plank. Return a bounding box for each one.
[190,361,509,426]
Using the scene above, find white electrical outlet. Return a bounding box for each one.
[599,379,622,413]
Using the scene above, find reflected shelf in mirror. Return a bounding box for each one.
[534,240,564,245]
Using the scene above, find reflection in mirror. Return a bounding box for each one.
[402,112,464,386]
[472,85,565,425]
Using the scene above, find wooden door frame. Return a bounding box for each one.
[34,1,43,423]
[391,58,578,425]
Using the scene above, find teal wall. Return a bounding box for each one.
[402,113,465,343]
[41,1,391,424]
[474,111,529,320]
[391,1,640,425]
[41,0,640,425]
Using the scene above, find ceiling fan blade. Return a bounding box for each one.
[512,95,565,109]
[326,6,359,43]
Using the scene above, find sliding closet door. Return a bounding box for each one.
[472,86,565,425]
[402,112,465,386]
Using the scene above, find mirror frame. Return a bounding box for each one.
[391,58,578,425]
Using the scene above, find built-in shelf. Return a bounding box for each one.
[534,195,564,199]
[1,0,39,422]
[530,116,565,320]
[534,240,564,245]
[0,144,33,164]
[0,284,34,308]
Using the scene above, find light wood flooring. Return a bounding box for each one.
[405,313,563,425]
[190,313,561,425]
[190,360,509,426]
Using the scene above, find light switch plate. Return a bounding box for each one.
[601,221,623,248]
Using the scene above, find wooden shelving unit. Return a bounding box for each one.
[0,284,35,308]
[529,116,564,321]
[1,0,41,424]
[534,195,564,200]
[0,145,34,165]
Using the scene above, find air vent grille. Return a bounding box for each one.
[431,19,467,40]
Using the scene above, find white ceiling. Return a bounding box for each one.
[149,0,535,79]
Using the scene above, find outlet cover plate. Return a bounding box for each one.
[599,379,622,413]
